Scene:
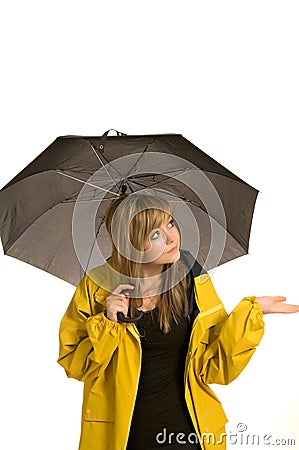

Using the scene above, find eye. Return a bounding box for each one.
[150,230,160,240]
[168,219,175,228]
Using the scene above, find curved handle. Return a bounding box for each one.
[117,310,144,323]
[116,288,144,323]
[102,129,127,138]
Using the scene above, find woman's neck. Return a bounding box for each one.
[141,262,163,278]
[139,266,162,306]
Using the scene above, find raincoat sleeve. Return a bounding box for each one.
[198,276,265,385]
[57,275,123,382]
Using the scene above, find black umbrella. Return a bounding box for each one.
[0,129,258,298]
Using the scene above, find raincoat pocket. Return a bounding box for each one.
[82,383,115,422]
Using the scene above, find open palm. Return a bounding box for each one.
[256,296,299,314]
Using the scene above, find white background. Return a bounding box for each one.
[1,1,298,449]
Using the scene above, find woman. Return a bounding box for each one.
[57,193,299,450]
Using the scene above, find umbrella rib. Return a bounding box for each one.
[131,179,198,202]
[128,167,193,188]
[61,196,120,204]
[89,144,122,186]
[125,136,162,179]
[132,166,252,188]
[131,179,202,206]
[83,139,123,179]
[83,215,106,277]
[131,166,192,178]
[130,179,167,190]
[55,170,121,196]
[125,147,149,179]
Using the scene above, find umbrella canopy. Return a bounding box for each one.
[0,129,258,286]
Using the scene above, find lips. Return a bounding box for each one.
[167,245,178,254]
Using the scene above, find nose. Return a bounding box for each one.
[163,229,174,244]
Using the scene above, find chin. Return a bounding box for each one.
[164,249,180,264]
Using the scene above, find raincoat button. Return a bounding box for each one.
[127,392,132,397]
[86,409,91,414]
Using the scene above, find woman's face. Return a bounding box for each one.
[143,216,180,265]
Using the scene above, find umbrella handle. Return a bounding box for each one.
[116,288,144,323]
[117,310,144,323]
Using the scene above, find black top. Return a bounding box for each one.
[126,308,202,450]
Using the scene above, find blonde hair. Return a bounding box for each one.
[105,193,190,333]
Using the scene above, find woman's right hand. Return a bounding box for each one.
[105,284,135,322]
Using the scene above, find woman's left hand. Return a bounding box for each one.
[256,296,299,314]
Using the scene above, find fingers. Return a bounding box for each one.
[113,284,135,295]
[272,296,287,302]
[107,299,129,322]
[106,296,129,322]
[275,303,299,314]
[106,284,134,322]
[263,301,299,314]
[257,296,287,302]
[256,296,299,314]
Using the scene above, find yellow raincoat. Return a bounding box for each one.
[58,259,264,450]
